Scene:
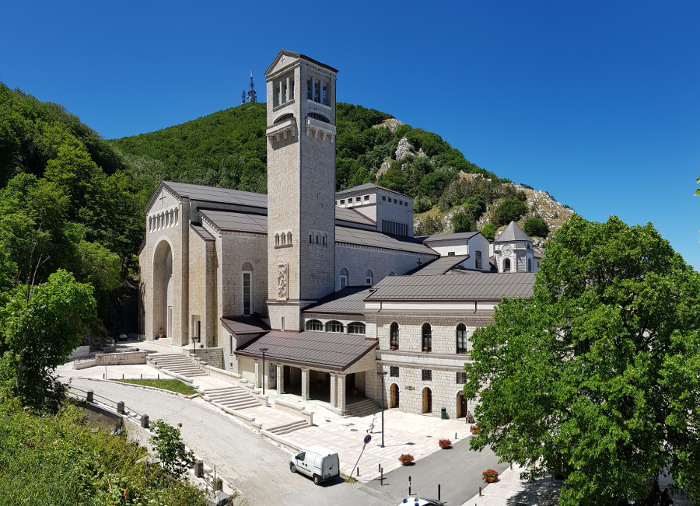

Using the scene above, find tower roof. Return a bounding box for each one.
[265,49,338,77]
[494,221,531,243]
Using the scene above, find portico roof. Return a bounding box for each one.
[236,331,377,371]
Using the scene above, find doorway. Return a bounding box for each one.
[390,383,399,408]
[422,387,432,414]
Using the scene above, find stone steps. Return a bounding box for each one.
[203,387,260,411]
[147,353,207,378]
[266,419,309,435]
[343,398,381,418]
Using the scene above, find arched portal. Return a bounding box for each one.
[390,383,399,408]
[422,387,432,414]
[152,240,173,338]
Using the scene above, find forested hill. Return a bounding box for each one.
[110,102,573,240]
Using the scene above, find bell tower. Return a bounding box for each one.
[265,50,338,331]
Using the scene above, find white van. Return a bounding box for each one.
[289,445,340,485]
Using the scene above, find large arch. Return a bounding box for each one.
[152,239,174,338]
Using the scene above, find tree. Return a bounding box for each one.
[150,420,196,479]
[494,198,527,226]
[481,222,497,241]
[451,212,475,233]
[464,215,700,505]
[523,217,549,238]
[0,270,96,410]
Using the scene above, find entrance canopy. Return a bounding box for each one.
[236,331,376,372]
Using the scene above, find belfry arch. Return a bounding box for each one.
[152,239,174,338]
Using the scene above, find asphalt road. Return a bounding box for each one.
[66,377,508,505]
[365,439,510,505]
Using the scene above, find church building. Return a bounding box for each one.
[139,50,537,418]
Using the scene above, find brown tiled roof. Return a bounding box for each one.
[236,331,377,371]
[365,272,535,301]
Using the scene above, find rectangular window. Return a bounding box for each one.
[390,366,399,377]
[243,272,252,316]
[364,195,369,200]
[290,79,295,101]
[422,369,432,381]
[382,196,386,201]
[281,81,287,103]
[475,251,482,269]
[307,77,313,100]
[448,251,455,257]
[456,372,467,384]
[340,199,345,204]
[322,81,328,105]
[230,335,234,355]
[356,196,361,202]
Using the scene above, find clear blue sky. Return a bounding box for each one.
[2,1,699,269]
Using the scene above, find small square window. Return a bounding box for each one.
[456,372,467,384]
[356,197,361,202]
[382,196,386,201]
[390,366,399,377]
[405,201,408,206]
[448,252,455,257]
[364,195,369,200]
[422,369,432,381]
[393,199,397,203]
[340,199,345,205]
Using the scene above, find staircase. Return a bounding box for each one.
[202,386,260,411]
[343,398,381,418]
[266,419,309,435]
[147,353,207,378]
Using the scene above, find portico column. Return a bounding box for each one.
[301,368,310,401]
[254,360,260,389]
[277,364,285,394]
[330,374,337,408]
[337,374,346,414]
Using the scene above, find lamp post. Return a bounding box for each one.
[377,371,388,447]
[260,347,269,394]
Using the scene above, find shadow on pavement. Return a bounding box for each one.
[506,476,563,506]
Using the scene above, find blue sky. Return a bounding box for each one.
[2,1,699,269]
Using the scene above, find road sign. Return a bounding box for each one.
[364,434,372,445]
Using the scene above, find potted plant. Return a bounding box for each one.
[398,454,414,466]
[438,439,452,449]
[470,425,481,434]
[482,469,499,483]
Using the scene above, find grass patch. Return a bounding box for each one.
[115,378,197,395]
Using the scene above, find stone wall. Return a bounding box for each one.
[187,347,224,369]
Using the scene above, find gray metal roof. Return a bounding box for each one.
[335,207,376,227]
[335,226,438,256]
[413,255,469,276]
[200,209,267,234]
[423,231,480,243]
[221,316,269,335]
[304,287,371,314]
[191,224,215,241]
[494,221,531,243]
[163,181,268,209]
[236,331,377,371]
[365,271,535,301]
[335,183,412,199]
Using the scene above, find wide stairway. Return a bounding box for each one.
[147,353,207,378]
[202,386,260,411]
[344,398,382,418]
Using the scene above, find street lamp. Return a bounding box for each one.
[260,347,269,395]
[377,371,388,448]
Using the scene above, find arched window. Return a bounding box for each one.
[503,258,511,272]
[280,233,285,245]
[456,323,467,354]
[305,319,323,331]
[347,322,365,334]
[242,262,253,316]
[309,233,313,244]
[365,270,373,285]
[390,322,399,350]
[421,323,432,352]
[287,232,292,245]
[325,320,343,333]
[339,268,348,289]
[322,234,327,246]
[315,234,320,244]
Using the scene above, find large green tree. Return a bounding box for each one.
[464,215,700,505]
[0,270,96,410]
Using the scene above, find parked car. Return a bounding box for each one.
[289,446,339,485]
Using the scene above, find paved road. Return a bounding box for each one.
[365,439,510,505]
[67,377,392,505]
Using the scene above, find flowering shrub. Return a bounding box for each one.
[398,453,414,465]
[438,439,452,449]
[483,469,499,482]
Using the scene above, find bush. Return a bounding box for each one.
[150,420,196,479]
[481,223,497,241]
[494,198,527,226]
[451,213,475,233]
[524,217,549,238]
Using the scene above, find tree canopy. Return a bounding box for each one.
[464,215,700,505]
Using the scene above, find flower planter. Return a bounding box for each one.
[482,469,499,483]
[398,454,414,466]
[438,439,452,449]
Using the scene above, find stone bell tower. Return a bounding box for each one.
[265,50,338,331]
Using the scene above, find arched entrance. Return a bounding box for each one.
[152,240,173,338]
[456,392,467,418]
[422,387,432,414]
[390,383,399,408]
